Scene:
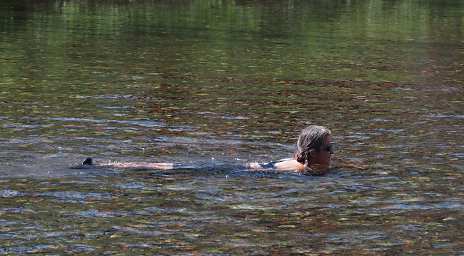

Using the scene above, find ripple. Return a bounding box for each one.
[0,190,22,198]
[71,94,136,100]
[48,117,164,128]
[67,244,95,253]
[197,111,249,120]
[229,204,274,210]
[0,244,57,254]
[451,152,464,159]
[78,209,124,218]
[397,224,423,232]
[328,230,388,243]
[111,226,165,237]
[115,182,147,190]
[136,206,188,215]
[0,219,19,227]
[38,191,112,203]
[2,123,42,129]
[344,132,372,141]
[427,114,464,120]
[381,201,464,211]
[0,207,36,214]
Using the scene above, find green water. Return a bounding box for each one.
[1,0,464,254]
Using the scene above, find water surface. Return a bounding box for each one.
[1,0,464,254]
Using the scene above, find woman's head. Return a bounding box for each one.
[294,125,333,169]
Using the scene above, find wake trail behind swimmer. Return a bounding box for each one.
[72,157,255,174]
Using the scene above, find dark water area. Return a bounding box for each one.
[1,0,464,254]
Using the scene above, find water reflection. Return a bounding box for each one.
[1,0,464,254]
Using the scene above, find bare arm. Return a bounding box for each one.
[100,161,175,170]
[248,159,306,173]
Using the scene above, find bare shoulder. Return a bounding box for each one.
[274,159,305,172]
[247,158,305,172]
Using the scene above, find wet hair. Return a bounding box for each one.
[294,125,331,165]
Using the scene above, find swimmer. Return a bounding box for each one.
[77,125,360,175]
[248,125,333,175]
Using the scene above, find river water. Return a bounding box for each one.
[1,0,464,254]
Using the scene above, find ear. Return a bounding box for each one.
[308,149,316,158]
[306,149,316,164]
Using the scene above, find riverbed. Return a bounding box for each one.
[1,0,463,254]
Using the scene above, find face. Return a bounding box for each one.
[311,135,333,169]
